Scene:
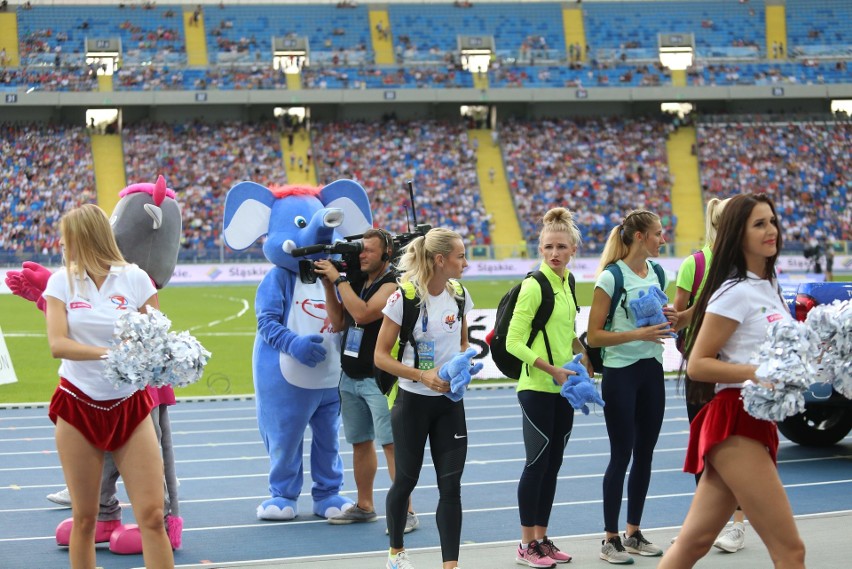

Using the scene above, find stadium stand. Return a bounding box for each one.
[0,122,95,263]
[310,119,491,245]
[696,120,851,246]
[499,117,676,253]
[122,121,289,260]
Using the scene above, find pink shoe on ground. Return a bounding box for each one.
[109,516,183,554]
[109,524,142,555]
[539,537,572,563]
[55,518,121,546]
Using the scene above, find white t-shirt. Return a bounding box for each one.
[705,272,790,392]
[382,284,473,397]
[43,264,157,400]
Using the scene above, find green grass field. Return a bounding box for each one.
[0,279,551,403]
[0,273,795,404]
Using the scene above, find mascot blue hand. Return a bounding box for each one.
[289,334,327,367]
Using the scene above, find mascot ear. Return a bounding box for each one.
[319,179,373,238]
[223,181,277,250]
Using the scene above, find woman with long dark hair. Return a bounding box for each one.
[661,193,805,568]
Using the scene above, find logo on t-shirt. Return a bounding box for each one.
[766,313,784,323]
[110,295,129,310]
[442,309,459,332]
[69,301,92,310]
[387,290,402,307]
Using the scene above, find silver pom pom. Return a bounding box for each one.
[805,300,852,398]
[744,319,816,422]
[104,308,211,389]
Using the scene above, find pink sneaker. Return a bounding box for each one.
[516,540,556,568]
[55,518,121,546]
[539,537,572,563]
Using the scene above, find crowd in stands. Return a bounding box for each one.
[696,120,851,245]
[500,117,675,251]
[2,117,850,262]
[309,119,491,245]
[0,123,95,260]
[122,121,289,258]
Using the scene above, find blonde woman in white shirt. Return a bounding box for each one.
[661,193,805,569]
[44,204,174,569]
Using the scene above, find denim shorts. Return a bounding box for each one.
[339,371,394,446]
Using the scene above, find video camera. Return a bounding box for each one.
[293,240,363,285]
[293,180,432,284]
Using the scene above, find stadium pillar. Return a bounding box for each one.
[0,11,20,67]
[97,75,113,92]
[666,126,703,256]
[369,9,395,65]
[765,1,787,60]
[470,129,523,259]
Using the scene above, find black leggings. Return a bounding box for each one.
[517,390,575,528]
[601,358,665,533]
[387,389,467,562]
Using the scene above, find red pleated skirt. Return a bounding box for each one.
[49,378,154,452]
[684,387,779,474]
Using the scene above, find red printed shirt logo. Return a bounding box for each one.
[110,295,129,310]
[766,313,784,323]
[69,301,92,310]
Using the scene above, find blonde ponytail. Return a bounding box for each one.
[596,210,660,275]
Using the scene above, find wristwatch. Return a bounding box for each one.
[333,275,348,286]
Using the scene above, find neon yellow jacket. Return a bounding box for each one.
[505,262,578,394]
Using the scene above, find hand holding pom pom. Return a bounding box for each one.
[104,308,211,390]
[805,300,851,398]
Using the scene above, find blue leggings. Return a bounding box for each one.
[517,390,574,528]
[601,358,665,533]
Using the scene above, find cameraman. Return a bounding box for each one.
[314,229,418,532]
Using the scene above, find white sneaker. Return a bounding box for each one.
[387,550,415,569]
[46,488,72,508]
[404,512,419,534]
[713,522,745,553]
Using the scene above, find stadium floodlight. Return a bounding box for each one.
[831,100,852,117]
[459,35,495,74]
[85,38,121,76]
[658,33,694,71]
[273,36,309,74]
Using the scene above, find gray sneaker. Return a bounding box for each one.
[404,512,420,534]
[386,512,420,535]
[713,522,745,553]
[46,487,72,508]
[600,536,634,565]
[623,530,663,557]
[327,504,378,525]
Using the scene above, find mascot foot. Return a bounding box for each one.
[108,515,183,555]
[56,518,121,546]
[313,495,355,519]
[109,524,142,555]
[256,497,298,521]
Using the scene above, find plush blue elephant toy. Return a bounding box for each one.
[629,285,676,337]
[223,180,372,521]
[559,354,605,415]
[438,347,484,402]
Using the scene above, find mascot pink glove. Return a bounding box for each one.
[4,261,52,313]
[559,354,606,415]
[438,347,483,402]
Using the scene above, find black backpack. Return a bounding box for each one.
[580,261,666,374]
[488,271,577,380]
[375,279,466,395]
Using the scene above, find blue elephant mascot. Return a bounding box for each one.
[223,180,372,520]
